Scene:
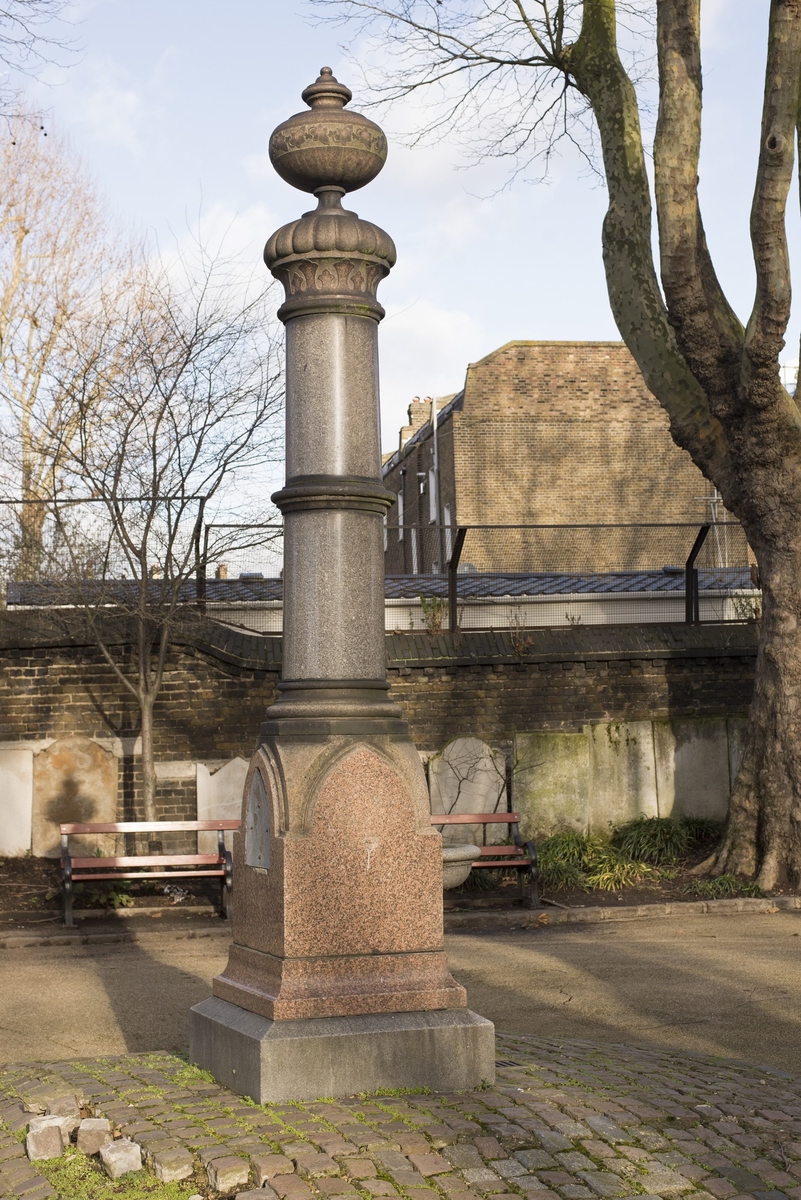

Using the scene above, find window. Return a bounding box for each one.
[397,490,404,540]
[428,469,437,523]
[444,504,452,559]
[411,527,419,574]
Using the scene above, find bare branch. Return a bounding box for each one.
[653,0,744,412]
[746,0,801,372]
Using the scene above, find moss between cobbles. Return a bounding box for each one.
[39,1150,197,1198]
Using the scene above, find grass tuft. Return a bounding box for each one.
[683,873,762,898]
[611,816,690,864]
[537,831,657,892]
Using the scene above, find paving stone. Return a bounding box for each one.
[254,1154,298,1183]
[581,1142,619,1161]
[517,1151,560,1171]
[494,1159,529,1178]
[25,1119,67,1161]
[207,1155,250,1192]
[99,1138,143,1179]
[558,1155,597,1173]
[294,1152,340,1178]
[76,1118,112,1155]
[198,1144,235,1165]
[575,1170,635,1197]
[463,1169,503,1185]
[637,1170,698,1195]
[584,1119,630,1145]
[272,1175,315,1200]
[360,1182,399,1196]
[315,1179,359,1195]
[537,1133,576,1154]
[560,1187,595,1199]
[408,1153,452,1176]
[475,1139,506,1160]
[445,1146,485,1170]
[153,1146,195,1182]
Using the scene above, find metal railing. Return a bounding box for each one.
[3,511,759,635]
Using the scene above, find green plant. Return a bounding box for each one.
[40,1150,196,1199]
[680,816,723,843]
[84,881,133,909]
[537,830,659,892]
[583,845,658,891]
[612,816,690,864]
[419,594,446,635]
[684,874,762,898]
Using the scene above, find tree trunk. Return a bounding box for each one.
[139,693,158,824]
[714,542,801,889]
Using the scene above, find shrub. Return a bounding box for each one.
[612,816,690,864]
[537,831,657,892]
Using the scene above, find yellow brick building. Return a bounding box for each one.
[382,340,719,574]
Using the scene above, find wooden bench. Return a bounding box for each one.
[430,812,540,907]
[59,820,240,927]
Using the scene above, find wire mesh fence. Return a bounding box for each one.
[1,505,760,635]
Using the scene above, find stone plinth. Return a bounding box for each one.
[191,999,495,1103]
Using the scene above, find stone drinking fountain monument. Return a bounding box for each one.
[190,68,495,1102]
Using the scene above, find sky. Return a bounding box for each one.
[20,0,801,455]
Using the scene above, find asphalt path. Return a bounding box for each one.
[2,911,800,1072]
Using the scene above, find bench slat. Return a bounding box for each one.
[430,813,520,825]
[472,859,530,869]
[68,855,223,870]
[70,870,226,882]
[474,846,525,856]
[60,820,240,834]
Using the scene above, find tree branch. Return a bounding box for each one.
[566,0,731,488]
[746,0,801,374]
[653,0,744,411]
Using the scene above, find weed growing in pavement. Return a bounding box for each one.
[683,873,763,898]
[40,1150,196,1200]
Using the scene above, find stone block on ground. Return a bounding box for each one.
[100,1138,143,1179]
[76,1118,112,1155]
[207,1155,250,1191]
[294,1151,340,1178]
[408,1153,452,1177]
[26,1117,69,1160]
[153,1146,195,1182]
[254,1153,297,1184]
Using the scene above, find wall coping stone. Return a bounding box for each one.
[0,612,758,671]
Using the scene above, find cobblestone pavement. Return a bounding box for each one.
[4,1034,801,1199]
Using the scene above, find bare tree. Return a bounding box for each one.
[0,109,122,578]
[46,249,284,822]
[0,1,76,122]
[316,0,801,890]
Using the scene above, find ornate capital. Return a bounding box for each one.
[264,188,396,322]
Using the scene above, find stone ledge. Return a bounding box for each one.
[444,893,801,932]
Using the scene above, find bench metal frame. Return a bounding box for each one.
[59,819,239,927]
[431,812,540,907]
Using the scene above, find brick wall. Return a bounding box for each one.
[0,618,756,819]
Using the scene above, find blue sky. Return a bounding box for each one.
[24,1,800,452]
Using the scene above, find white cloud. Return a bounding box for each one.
[56,55,145,152]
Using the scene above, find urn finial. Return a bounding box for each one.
[268,67,388,195]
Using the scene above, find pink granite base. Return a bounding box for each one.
[214,738,465,1021]
[213,944,466,1020]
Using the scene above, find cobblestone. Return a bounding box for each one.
[4,1035,801,1197]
